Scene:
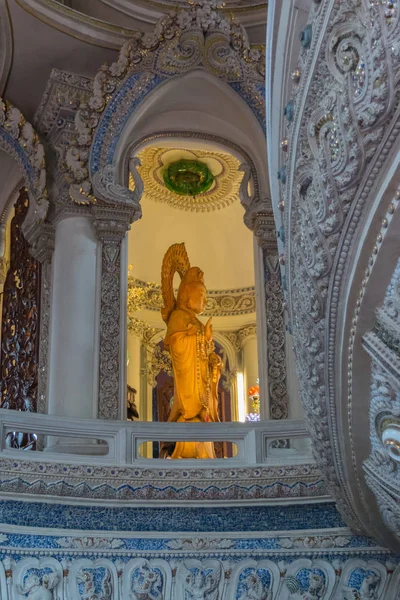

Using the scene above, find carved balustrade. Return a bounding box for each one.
[0,408,311,467]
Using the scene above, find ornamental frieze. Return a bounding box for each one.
[128,277,256,317]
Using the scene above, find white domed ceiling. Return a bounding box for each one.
[49,0,267,44]
[127,144,255,293]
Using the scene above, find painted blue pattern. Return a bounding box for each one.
[0,129,34,181]
[0,501,345,532]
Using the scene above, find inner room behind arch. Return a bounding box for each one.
[126,143,260,458]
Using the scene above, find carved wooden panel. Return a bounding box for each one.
[0,189,40,413]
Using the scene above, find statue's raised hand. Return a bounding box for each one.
[187,322,198,336]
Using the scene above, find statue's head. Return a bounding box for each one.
[177,267,206,314]
[25,573,40,588]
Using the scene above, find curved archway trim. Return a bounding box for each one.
[0,98,48,243]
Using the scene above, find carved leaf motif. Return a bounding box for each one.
[0,189,40,417]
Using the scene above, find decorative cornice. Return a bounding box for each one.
[244,196,276,252]
[0,456,326,504]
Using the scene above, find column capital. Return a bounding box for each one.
[92,205,133,244]
[28,221,56,264]
[244,197,277,253]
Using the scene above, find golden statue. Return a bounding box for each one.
[161,243,222,459]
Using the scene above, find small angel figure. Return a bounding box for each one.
[76,569,112,600]
[130,565,163,600]
[182,565,222,600]
[238,572,272,600]
[343,572,380,600]
[16,571,59,599]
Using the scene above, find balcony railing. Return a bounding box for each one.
[0,408,312,467]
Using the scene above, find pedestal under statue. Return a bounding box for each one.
[161,243,222,459]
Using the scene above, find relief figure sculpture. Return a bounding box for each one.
[161,243,222,459]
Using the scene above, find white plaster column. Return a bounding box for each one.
[242,336,259,415]
[46,215,98,452]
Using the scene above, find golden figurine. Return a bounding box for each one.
[161,243,222,459]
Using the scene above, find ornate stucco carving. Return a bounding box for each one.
[30,222,55,415]
[34,68,92,138]
[281,0,400,530]
[363,256,400,541]
[65,0,265,205]
[0,191,41,414]
[0,98,49,245]
[128,278,256,317]
[0,539,399,599]
[222,325,257,353]
[93,209,132,421]
[244,196,276,255]
[364,363,400,539]
[127,131,266,228]
[264,252,288,420]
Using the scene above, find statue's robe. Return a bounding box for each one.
[164,307,220,459]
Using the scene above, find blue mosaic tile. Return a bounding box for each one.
[229,82,266,132]
[0,501,345,532]
[90,73,165,173]
[0,130,34,180]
